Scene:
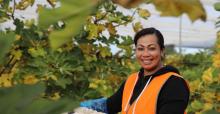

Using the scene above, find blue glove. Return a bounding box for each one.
[80,97,108,113]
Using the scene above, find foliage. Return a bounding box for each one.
[39,0,97,49]
[214,2,220,28]
[165,42,219,114]
[186,6,220,114]
[112,0,206,22]
[214,2,220,11]
[151,0,206,22]
[0,82,78,114]
[0,32,15,64]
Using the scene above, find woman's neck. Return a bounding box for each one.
[144,63,164,76]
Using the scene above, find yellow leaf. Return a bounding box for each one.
[28,47,47,57]
[99,46,111,57]
[107,23,116,35]
[97,24,105,34]
[189,79,200,92]
[36,4,44,13]
[11,50,22,60]
[132,22,143,33]
[112,0,144,8]
[213,53,220,68]
[15,34,22,41]
[49,92,60,101]
[86,23,99,39]
[43,75,58,81]
[16,0,32,10]
[201,92,215,103]
[151,0,206,22]
[85,55,97,62]
[23,75,39,85]
[138,8,150,19]
[79,43,93,55]
[202,68,213,84]
[0,74,13,87]
[217,92,220,102]
[89,83,98,89]
[203,103,213,111]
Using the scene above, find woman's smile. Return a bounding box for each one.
[135,34,164,75]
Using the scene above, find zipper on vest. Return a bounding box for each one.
[124,74,139,114]
[126,105,130,114]
[132,76,152,114]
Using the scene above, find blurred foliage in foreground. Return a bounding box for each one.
[0,82,78,114]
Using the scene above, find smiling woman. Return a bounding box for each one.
[80,27,190,114]
[134,28,165,76]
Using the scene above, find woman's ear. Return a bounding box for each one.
[161,49,165,60]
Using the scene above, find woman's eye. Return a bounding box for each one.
[137,48,144,51]
[149,47,156,51]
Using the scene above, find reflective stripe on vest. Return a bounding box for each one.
[121,72,188,114]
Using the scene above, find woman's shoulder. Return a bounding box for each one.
[161,75,190,99]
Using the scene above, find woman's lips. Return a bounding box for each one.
[141,59,152,65]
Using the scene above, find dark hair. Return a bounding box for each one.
[134,27,165,50]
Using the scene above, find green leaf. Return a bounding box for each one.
[214,2,220,11]
[0,32,15,64]
[0,83,78,114]
[23,98,78,114]
[98,46,111,57]
[86,23,99,40]
[2,0,10,9]
[39,0,96,49]
[191,100,204,111]
[0,10,10,22]
[28,47,47,58]
[202,110,219,114]
[56,78,72,89]
[151,0,206,22]
[0,83,45,114]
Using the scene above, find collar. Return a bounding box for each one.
[138,65,180,78]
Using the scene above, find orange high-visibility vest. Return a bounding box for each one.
[121,72,188,114]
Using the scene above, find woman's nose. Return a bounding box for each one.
[142,49,150,57]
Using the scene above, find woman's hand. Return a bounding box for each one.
[80,98,108,113]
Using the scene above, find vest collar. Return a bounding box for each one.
[139,65,180,78]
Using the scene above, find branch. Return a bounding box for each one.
[94,12,108,24]
[114,8,137,27]
[0,55,14,76]
[11,0,16,21]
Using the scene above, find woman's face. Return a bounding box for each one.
[135,34,164,73]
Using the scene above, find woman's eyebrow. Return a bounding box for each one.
[137,43,156,47]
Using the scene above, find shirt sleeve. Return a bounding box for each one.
[157,76,190,114]
[106,81,125,114]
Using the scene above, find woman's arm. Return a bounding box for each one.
[157,76,190,114]
[107,81,125,114]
